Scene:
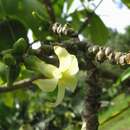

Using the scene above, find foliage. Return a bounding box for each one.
[122,0,130,8]
[0,0,130,130]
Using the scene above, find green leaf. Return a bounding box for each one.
[0,61,7,82]
[2,93,14,108]
[100,105,130,130]
[53,0,64,18]
[85,14,109,45]
[111,67,130,92]
[99,93,130,125]
[19,124,33,130]
[3,53,16,66]
[117,67,130,82]
[70,10,108,45]
[0,19,27,51]
[122,0,130,8]
[70,10,87,30]
[7,65,20,86]
[66,0,73,10]
[20,65,36,79]
[0,0,48,39]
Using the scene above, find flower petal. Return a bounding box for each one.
[38,62,61,79]
[66,75,78,92]
[54,75,78,106]
[33,78,58,92]
[54,81,66,106]
[54,46,71,72]
[25,55,61,79]
[60,74,78,92]
[66,55,79,75]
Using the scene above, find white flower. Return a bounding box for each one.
[33,46,79,106]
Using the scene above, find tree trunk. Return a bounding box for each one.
[84,67,101,130]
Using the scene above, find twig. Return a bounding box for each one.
[93,0,104,11]
[1,40,130,94]
[0,76,42,93]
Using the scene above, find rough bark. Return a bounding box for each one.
[84,64,101,130]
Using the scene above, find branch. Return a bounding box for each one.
[2,40,130,93]
[43,0,56,22]
[38,41,130,66]
[0,76,42,93]
[50,22,130,66]
[94,0,104,11]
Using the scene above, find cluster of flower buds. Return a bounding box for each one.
[52,22,76,37]
[88,45,130,65]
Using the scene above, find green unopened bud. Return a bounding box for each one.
[13,38,28,54]
[7,65,20,87]
[3,53,16,66]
